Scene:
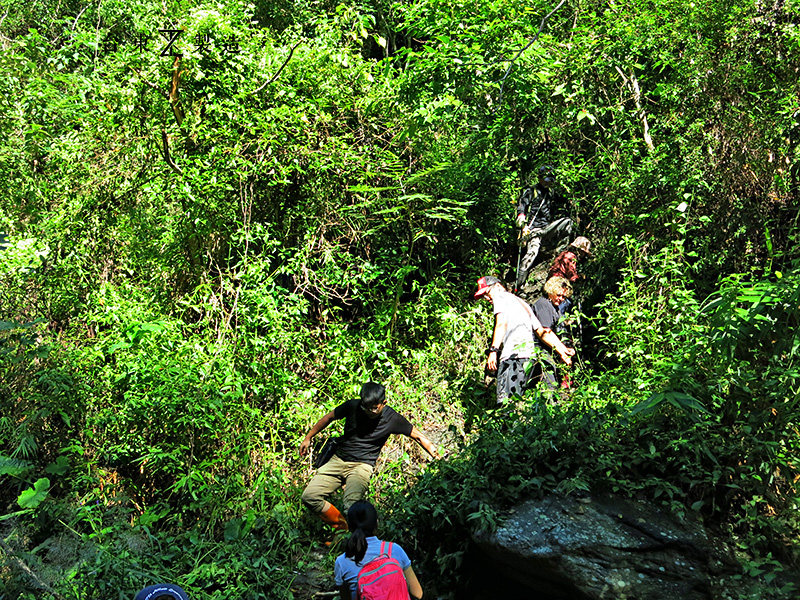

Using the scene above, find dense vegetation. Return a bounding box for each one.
[1,0,798,598]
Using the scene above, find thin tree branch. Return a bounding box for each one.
[161,129,183,175]
[131,67,169,98]
[0,7,11,46]
[495,0,568,111]
[615,66,655,151]
[169,56,184,127]
[93,0,102,62]
[71,5,87,33]
[250,41,301,95]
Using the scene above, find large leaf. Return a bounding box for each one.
[17,477,51,509]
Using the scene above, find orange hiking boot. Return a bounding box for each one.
[319,503,349,532]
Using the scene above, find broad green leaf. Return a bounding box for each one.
[631,392,664,414]
[45,456,70,476]
[668,392,708,413]
[108,341,131,353]
[17,478,50,509]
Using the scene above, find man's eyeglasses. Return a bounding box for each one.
[361,402,384,414]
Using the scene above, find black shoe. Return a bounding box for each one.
[515,269,528,292]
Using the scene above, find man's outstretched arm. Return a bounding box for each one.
[535,327,575,366]
[299,411,336,457]
[409,426,439,460]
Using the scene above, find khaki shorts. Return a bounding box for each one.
[301,454,374,513]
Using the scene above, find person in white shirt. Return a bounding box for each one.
[474,276,574,403]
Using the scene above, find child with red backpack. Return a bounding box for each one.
[334,501,423,600]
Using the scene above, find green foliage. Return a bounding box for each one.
[2,0,799,596]
[384,222,799,598]
[597,231,703,394]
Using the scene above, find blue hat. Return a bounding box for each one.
[134,584,189,600]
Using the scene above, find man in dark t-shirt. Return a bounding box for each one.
[299,382,439,535]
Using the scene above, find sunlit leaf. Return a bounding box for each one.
[17,478,50,509]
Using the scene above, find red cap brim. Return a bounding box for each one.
[474,285,491,298]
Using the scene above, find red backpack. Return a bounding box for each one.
[356,541,410,600]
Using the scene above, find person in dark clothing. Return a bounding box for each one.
[532,276,574,390]
[299,382,438,535]
[515,165,572,291]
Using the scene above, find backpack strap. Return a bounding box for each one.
[525,186,549,227]
[378,540,393,558]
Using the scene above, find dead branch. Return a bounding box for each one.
[495,0,568,110]
[161,129,183,175]
[169,56,185,127]
[130,67,169,98]
[251,41,302,95]
[0,538,68,600]
[615,66,655,151]
[71,6,87,33]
